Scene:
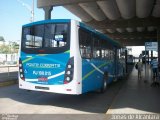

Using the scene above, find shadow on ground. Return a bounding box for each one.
[1,65,151,114]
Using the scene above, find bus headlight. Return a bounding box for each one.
[64,57,74,84]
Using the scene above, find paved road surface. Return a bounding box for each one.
[0,79,125,114]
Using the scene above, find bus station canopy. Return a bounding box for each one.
[37,0,160,46]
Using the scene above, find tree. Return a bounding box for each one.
[0,36,5,42]
[0,44,10,54]
[11,42,19,53]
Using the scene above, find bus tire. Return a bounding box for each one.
[100,73,108,93]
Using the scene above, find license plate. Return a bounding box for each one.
[38,77,48,82]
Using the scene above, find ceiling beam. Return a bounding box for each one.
[107,32,157,46]
[106,32,157,39]
[37,0,103,8]
[116,38,157,46]
[86,17,160,29]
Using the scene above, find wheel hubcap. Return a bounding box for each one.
[104,80,107,89]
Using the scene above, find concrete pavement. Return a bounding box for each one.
[1,65,160,119]
[106,64,160,114]
[0,72,18,87]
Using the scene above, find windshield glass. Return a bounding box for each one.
[22,23,69,53]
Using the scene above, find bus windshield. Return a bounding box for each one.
[22,23,69,53]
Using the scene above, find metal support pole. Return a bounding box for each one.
[158,29,160,68]
[151,50,153,78]
[115,48,117,79]
[157,29,160,83]
[125,49,128,74]
[144,46,147,82]
[32,0,34,22]
[147,51,149,64]
[43,6,53,20]
[8,66,10,77]
[151,50,153,61]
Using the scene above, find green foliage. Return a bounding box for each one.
[0,44,10,53]
[0,36,5,41]
[0,41,19,54]
[11,42,19,53]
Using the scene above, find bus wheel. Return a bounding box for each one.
[100,73,108,93]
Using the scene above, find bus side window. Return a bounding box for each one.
[93,36,102,59]
[109,50,114,60]
[79,28,92,59]
[103,49,109,59]
[101,49,105,58]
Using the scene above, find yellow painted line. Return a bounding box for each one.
[0,80,17,87]
[22,57,33,64]
[22,50,69,64]
[64,50,70,53]
[37,54,47,56]
[22,54,48,63]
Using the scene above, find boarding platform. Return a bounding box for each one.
[107,64,160,114]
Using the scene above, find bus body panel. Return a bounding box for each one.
[19,78,75,94]
[69,20,82,94]
[19,51,81,94]
[20,51,70,85]
[82,59,104,93]
[19,19,82,95]
[81,59,117,93]
[19,19,125,95]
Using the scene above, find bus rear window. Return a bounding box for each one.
[24,25,44,48]
[22,23,69,49]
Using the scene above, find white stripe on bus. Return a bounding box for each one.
[48,71,65,79]
[86,59,104,74]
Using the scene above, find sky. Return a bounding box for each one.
[0,0,80,42]
[0,0,147,57]
[127,46,145,57]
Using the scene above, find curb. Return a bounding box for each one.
[0,79,18,87]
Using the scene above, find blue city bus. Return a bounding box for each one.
[19,19,125,95]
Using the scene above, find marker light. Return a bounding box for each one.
[64,57,74,84]
[20,69,23,72]
[19,64,22,67]
[68,65,72,68]
[67,71,71,75]
[20,74,23,78]
[66,77,70,81]
[19,58,25,81]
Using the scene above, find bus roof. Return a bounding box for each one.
[23,19,122,48]
[79,22,122,48]
[23,19,71,27]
